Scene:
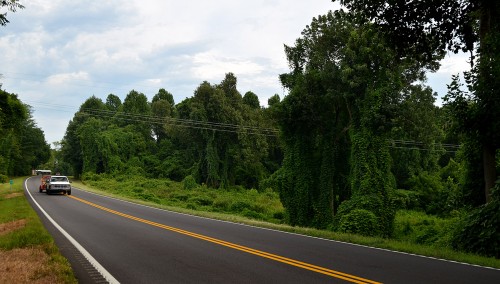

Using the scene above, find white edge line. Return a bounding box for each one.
[24,177,120,284]
[75,185,500,272]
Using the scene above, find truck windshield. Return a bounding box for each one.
[51,177,68,182]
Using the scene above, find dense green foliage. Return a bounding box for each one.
[0,90,51,177]
[274,10,437,236]
[333,0,500,257]
[81,173,285,223]
[61,76,282,189]
[452,181,500,258]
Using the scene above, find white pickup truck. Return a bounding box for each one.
[46,175,72,195]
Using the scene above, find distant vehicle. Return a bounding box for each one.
[39,175,51,193]
[36,169,51,175]
[46,175,72,195]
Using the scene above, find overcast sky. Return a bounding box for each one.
[0,0,469,145]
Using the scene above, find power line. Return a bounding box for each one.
[80,108,461,153]
[80,108,280,137]
[388,139,460,153]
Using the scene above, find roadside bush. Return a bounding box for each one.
[393,189,420,210]
[334,194,394,236]
[230,200,253,213]
[182,175,198,190]
[242,209,265,220]
[408,171,448,215]
[338,209,379,237]
[82,172,102,182]
[0,174,8,183]
[452,181,500,258]
[189,195,213,206]
[213,197,231,211]
[170,192,189,202]
[393,210,460,247]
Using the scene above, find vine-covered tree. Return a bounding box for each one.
[277,10,432,235]
[335,0,500,203]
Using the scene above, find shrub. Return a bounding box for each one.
[242,209,265,220]
[408,171,449,215]
[230,201,252,212]
[189,196,213,206]
[393,189,420,210]
[213,197,231,211]
[182,175,198,190]
[452,182,500,258]
[338,209,379,237]
[335,194,394,237]
[0,174,8,183]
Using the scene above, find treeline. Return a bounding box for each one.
[60,74,282,190]
[0,88,51,182]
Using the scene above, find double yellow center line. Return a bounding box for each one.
[68,195,381,284]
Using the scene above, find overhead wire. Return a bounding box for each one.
[80,107,460,152]
[80,108,279,137]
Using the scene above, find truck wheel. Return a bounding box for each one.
[67,190,71,195]
[39,186,42,193]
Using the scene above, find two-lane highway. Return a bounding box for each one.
[24,176,500,283]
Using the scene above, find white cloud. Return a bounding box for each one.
[46,71,90,85]
[191,52,264,80]
[436,52,472,75]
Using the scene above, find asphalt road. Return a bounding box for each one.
[24,176,500,283]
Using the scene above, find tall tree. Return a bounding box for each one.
[122,90,152,140]
[151,89,175,142]
[335,0,500,202]
[0,90,50,176]
[278,10,427,234]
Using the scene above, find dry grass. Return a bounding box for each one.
[4,192,23,199]
[0,219,27,236]
[0,247,62,283]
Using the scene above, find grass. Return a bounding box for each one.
[75,174,500,269]
[81,173,285,223]
[0,177,76,284]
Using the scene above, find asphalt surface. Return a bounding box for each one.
[24,176,500,283]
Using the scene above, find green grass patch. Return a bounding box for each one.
[74,174,500,269]
[79,174,285,224]
[0,177,76,283]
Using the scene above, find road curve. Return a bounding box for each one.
[24,176,500,283]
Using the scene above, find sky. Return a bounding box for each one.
[0,0,470,145]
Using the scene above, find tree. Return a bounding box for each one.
[122,90,152,140]
[151,89,175,142]
[152,88,175,109]
[242,91,260,109]
[390,84,443,190]
[277,10,429,234]
[0,90,50,176]
[62,96,106,178]
[335,0,500,202]
[1,0,24,26]
[105,94,122,111]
